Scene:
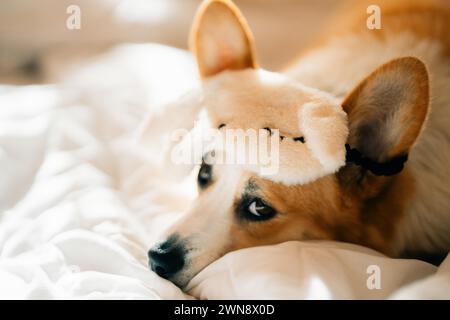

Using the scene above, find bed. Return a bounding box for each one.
[0,44,449,299]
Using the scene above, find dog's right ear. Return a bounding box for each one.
[338,57,429,195]
[190,0,257,78]
[342,57,429,164]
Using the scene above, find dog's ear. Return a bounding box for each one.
[342,57,429,166]
[190,0,257,78]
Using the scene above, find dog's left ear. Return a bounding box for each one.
[190,0,257,78]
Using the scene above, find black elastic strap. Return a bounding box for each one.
[345,144,408,176]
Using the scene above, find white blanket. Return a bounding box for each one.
[1,44,449,300]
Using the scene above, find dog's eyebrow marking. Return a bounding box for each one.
[293,136,305,143]
[218,123,226,129]
[244,179,259,194]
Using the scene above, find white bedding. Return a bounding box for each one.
[0,44,449,300]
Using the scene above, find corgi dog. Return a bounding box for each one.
[146,0,450,288]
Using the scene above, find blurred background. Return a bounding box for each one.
[0,0,348,84]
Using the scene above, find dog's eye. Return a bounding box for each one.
[197,162,213,188]
[241,198,276,221]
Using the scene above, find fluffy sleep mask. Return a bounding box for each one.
[197,69,408,185]
[138,0,422,185]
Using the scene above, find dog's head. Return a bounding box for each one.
[147,0,429,288]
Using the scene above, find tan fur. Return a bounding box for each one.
[220,56,430,256]
[227,174,351,252]
[201,1,439,253]
[288,0,450,69]
[149,0,450,287]
[340,0,450,54]
[225,155,417,256]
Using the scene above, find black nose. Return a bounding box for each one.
[148,236,186,279]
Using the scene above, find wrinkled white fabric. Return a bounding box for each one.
[0,44,448,299]
[187,241,437,299]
